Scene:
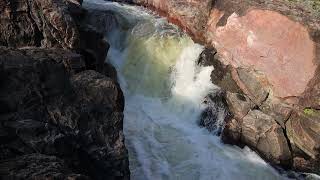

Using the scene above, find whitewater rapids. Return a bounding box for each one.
[84,1,288,180]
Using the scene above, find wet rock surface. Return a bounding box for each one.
[0,0,130,179]
[198,47,242,94]
[199,90,230,134]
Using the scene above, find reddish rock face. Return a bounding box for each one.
[134,0,319,101]
[207,9,316,98]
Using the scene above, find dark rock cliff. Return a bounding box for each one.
[0,0,130,179]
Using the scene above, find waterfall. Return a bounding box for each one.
[84,1,287,179]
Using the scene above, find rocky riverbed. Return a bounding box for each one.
[113,0,320,175]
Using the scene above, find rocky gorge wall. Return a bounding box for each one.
[117,0,320,174]
[0,0,129,179]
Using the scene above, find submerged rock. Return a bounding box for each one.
[199,90,230,134]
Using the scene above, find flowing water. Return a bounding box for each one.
[84,1,289,179]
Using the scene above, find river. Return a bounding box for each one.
[84,1,288,179]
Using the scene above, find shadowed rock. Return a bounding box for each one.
[0,0,80,49]
[198,47,242,94]
[199,90,230,134]
[0,154,90,180]
[0,46,129,179]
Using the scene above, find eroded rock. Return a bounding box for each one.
[0,154,90,180]
[0,47,130,179]
[241,110,292,167]
[300,67,320,110]
[225,92,254,120]
[234,68,270,106]
[221,118,242,146]
[260,96,293,128]
[0,0,80,49]
[286,110,320,173]
[222,110,292,167]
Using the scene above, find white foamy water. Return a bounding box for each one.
[84,1,289,179]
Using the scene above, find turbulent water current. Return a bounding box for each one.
[84,1,289,179]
